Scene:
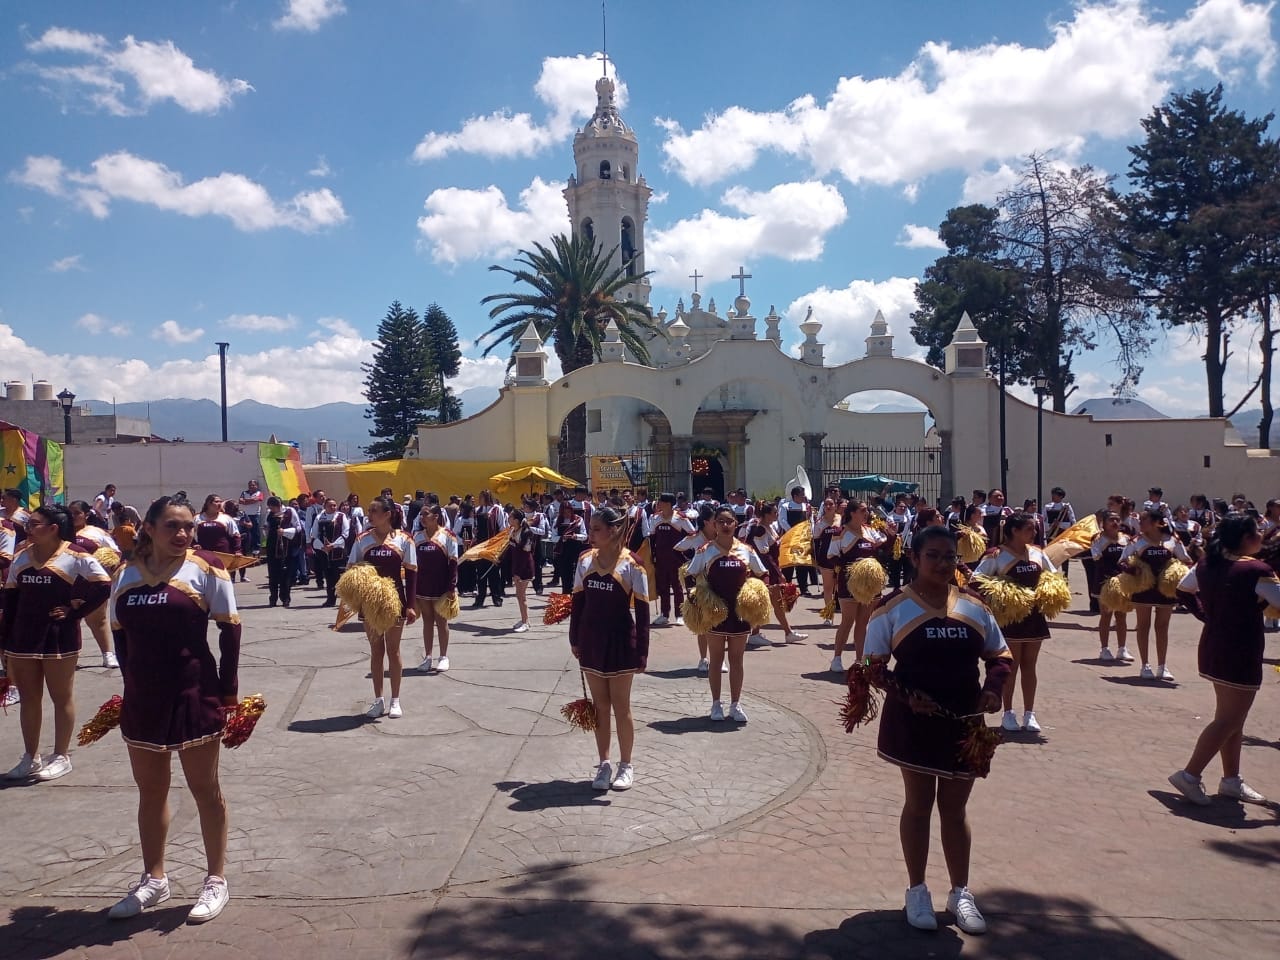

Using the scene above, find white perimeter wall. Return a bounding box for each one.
[65,442,268,511]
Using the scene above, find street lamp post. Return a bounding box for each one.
[1033,375,1049,514]
[215,342,230,443]
[56,388,76,446]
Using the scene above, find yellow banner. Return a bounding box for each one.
[779,519,815,569]
[589,456,632,492]
[1044,514,1100,567]
[460,530,509,565]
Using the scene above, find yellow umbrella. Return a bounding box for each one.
[489,464,580,492]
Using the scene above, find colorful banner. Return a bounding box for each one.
[258,442,310,500]
[0,420,65,508]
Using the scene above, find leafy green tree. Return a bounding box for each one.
[479,232,663,478]
[423,302,463,424]
[362,300,437,460]
[1120,85,1276,418]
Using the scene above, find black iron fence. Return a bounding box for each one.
[819,445,942,507]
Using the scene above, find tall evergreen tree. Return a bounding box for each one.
[362,300,437,460]
[423,302,464,424]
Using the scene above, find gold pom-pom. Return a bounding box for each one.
[820,596,837,620]
[971,574,1036,627]
[1159,560,1190,599]
[1123,558,1156,596]
[1265,604,1280,620]
[957,526,987,564]
[735,577,772,629]
[1033,571,1071,619]
[1099,576,1134,614]
[846,557,887,604]
[433,592,461,621]
[680,575,729,634]
[222,694,267,749]
[543,592,573,625]
[78,694,124,745]
[335,563,403,636]
[92,545,120,572]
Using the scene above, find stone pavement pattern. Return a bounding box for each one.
[2,566,1278,958]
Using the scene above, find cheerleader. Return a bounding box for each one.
[105,496,241,924]
[195,496,241,554]
[1171,504,1204,561]
[828,500,886,673]
[686,506,769,721]
[677,504,721,674]
[0,517,14,707]
[413,504,458,672]
[864,526,1012,934]
[811,497,843,625]
[569,506,650,791]
[1168,516,1280,806]
[956,505,989,569]
[507,507,537,633]
[1090,513,1132,662]
[974,513,1056,734]
[644,493,696,626]
[347,495,418,719]
[1119,508,1192,681]
[0,504,111,783]
[68,499,121,668]
[748,502,808,644]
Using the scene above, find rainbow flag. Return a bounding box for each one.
[0,420,64,509]
[258,442,310,500]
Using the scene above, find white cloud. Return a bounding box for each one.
[25,27,251,115]
[896,224,946,250]
[658,0,1276,188]
[275,0,347,32]
[153,320,205,344]
[76,313,129,336]
[413,54,627,161]
[12,151,347,232]
[308,155,332,177]
[646,181,848,287]
[416,177,569,265]
[960,164,1020,204]
[49,254,85,272]
[226,313,298,333]
[785,277,921,366]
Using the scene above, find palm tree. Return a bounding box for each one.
[479,232,664,480]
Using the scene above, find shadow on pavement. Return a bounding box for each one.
[1243,733,1280,750]
[1206,836,1280,865]
[1148,790,1280,827]
[499,779,613,811]
[7,903,188,960]
[1102,676,1177,688]
[647,717,747,736]
[800,671,846,684]
[646,667,700,680]
[287,715,374,733]
[1069,658,1129,667]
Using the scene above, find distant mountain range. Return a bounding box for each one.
[84,387,499,461]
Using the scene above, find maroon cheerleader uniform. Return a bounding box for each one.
[348,531,418,617]
[195,514,240,554]
[750,523,785,585]
[974,547,1056,641]
[1181,559,1280,691]
[829,529,885,601]
[508,525,537,581]
[110,549,241,751]
[414,528,459,599]
[0,543,110,659]
[1089,535,1129,600]
[1121,536,1191,606]
[685,542,767,635]
[813,519,841,570]
[569,549,650,676]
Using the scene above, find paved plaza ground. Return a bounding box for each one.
[2,564,1278,959]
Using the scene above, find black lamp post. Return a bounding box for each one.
[1033,375,1049,514]
[215,342,230,442]
[56,388,76,445]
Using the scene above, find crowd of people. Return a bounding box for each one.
[0,476,1275,935]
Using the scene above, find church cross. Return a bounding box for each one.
[688,269,703,293]
[731,266,752,298]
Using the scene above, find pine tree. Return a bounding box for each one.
[423,302,463,424]
[362,301,437,460]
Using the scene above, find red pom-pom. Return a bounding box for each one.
[780,582,800,613]
[957,719,1002,778]
[543,592,574,625]
[559,697,597,731]
[222,694,267,749]
[839,661,887,731]
[78,695,124,745]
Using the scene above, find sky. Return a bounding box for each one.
[2,0,1278,421]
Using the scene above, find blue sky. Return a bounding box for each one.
[2,0,1277,417]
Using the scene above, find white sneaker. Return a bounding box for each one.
[904,882,937,930]
[36,753,72,781]
[785,632,808,643]
[387,698,403,719]
[1116,646,1135,662]
[1,684,18,708]
[1167,770,1210,806]
[4,752,42,780]
[103,651,119,668]
[746,632,770,648]
[187,875,228,924]
[1219,776,1267,804]
[1001,710,1020,732]
[674,616,685,627]
[728,702,748,723]
[709,701,725,722]
[720,660,729,673]
[108,872,171,919]
[830,655,844,674]
[696,657,710,675]
[417,656,433,672]
[652,614,669,626]
[591,760,613,791]
[612,762,634,790]
[1139,664,1156,680]
[1156,664,1175,682]
[1099,647,1115,662]
[513,621,530,633]
[365,698,385,719]
[946,886,987,934]
[1022,711,1041,733]
[823,618,834,627]
[436,656,450,672]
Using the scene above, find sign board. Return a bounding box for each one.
[589,455,633,492]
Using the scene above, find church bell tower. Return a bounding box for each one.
[564,63,651,306]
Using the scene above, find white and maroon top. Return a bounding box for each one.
[1,541,111,659]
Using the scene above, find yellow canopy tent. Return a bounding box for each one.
[344,459,546,503]
[489,464,580,493]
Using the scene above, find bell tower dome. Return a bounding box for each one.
[564,63,651,306]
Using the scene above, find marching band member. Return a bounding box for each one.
[413,504,458,673]
[779,484,815,596]
[1090,513,1132,662]
[310,498,350,608]
[552,500,589,601]
[644,493,695,626]
[828,501,886,673]
[1120,509,1192,682]
[264,497,301,609]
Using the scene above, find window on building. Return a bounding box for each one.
[599,160,611,180]
[587,409,602,433]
